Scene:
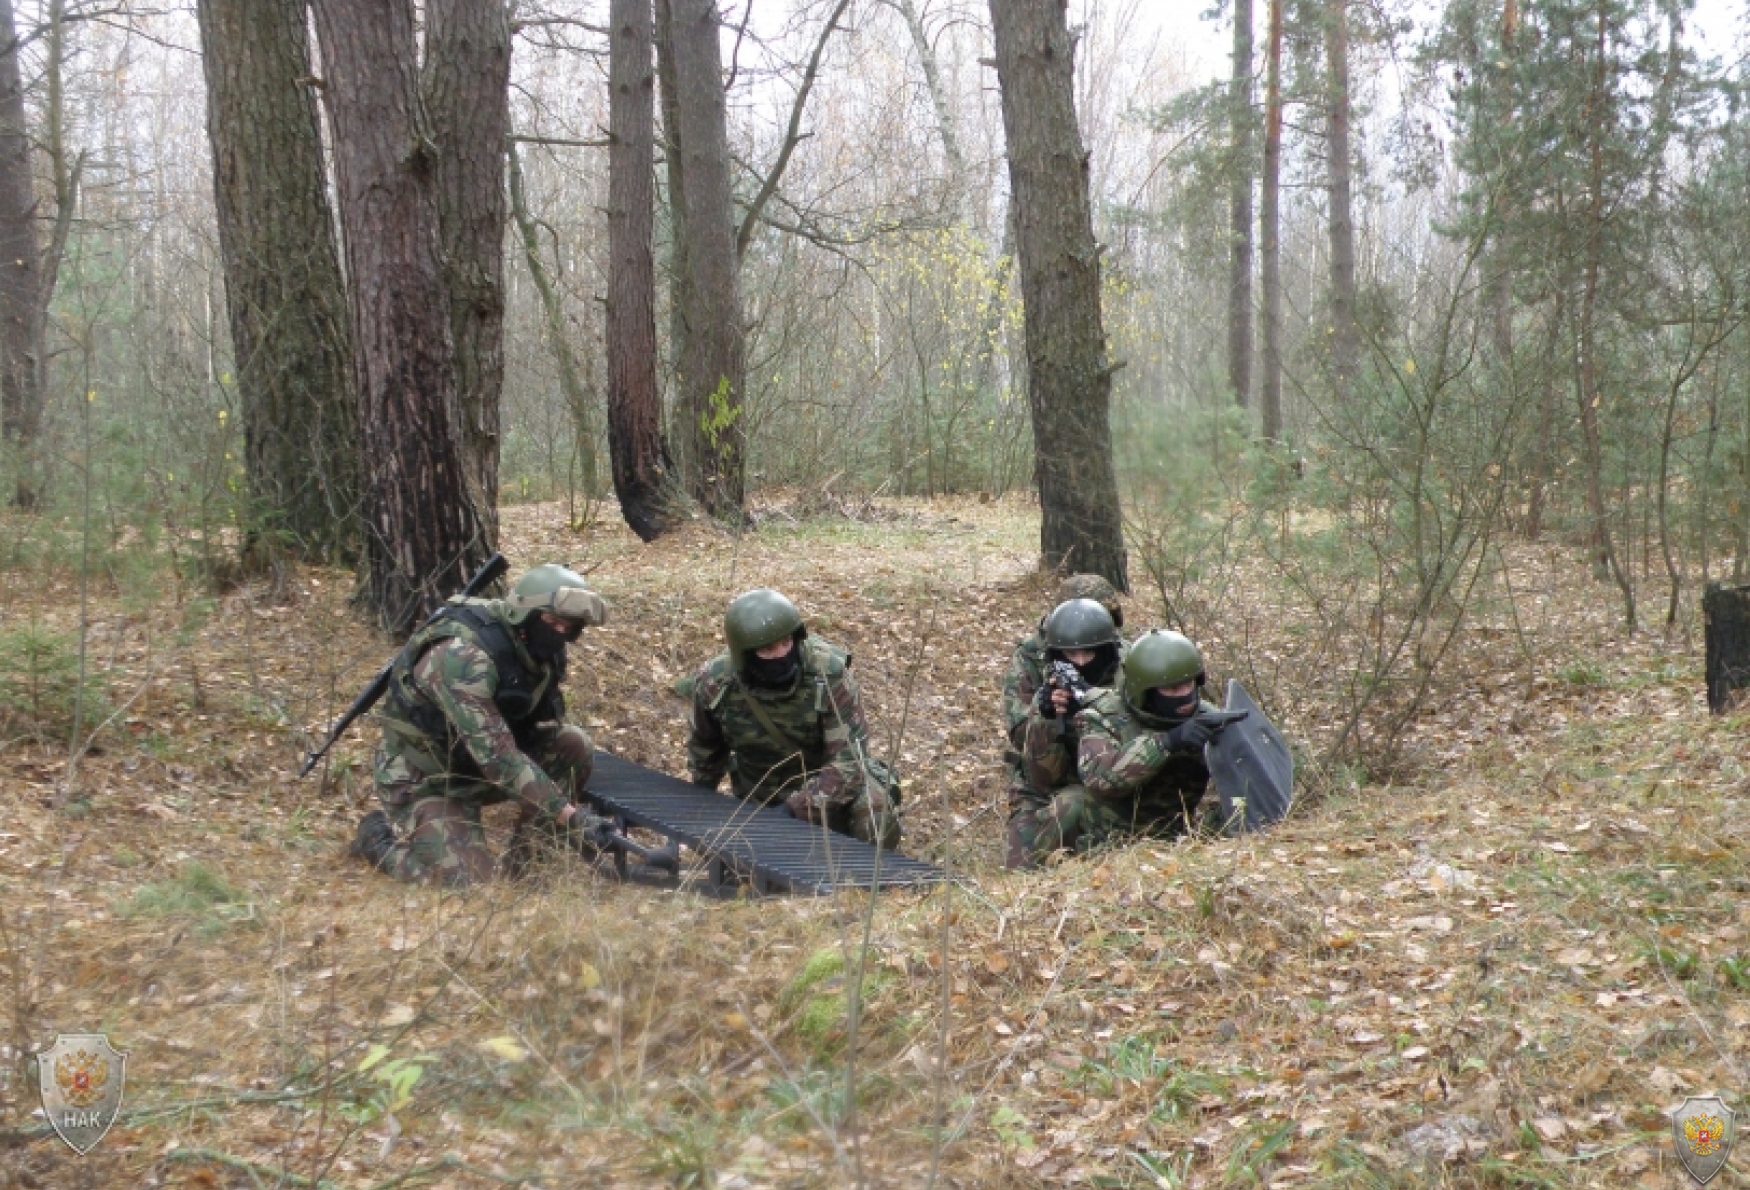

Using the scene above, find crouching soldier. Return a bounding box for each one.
[687,588,901,849]
[1015,629,1234,863]
[1006,595,1125,869]
[351,563,616,886]
[1001,575,1125,868]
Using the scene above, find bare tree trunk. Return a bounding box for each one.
[669,0,745,522]
[608,0,685,541]
[507,141,600,501]
[0,0,42,509]
[312,0,489,633]
[1575,2,1632,627]
[198,0,357,564]
[893,0,966,198]
[1324,0,1359,384]
[1228,0,1254,411]
[988,0,1127,589]
[423,0,510,547]
[654,0,690,474]
[1260,0,1284,442]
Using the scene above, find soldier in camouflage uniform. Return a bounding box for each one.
[1001,576,1124,868]
[351,564,615,886]
[687,588,901,849]
[1014,629,1235,864]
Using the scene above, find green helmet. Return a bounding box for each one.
[1121,630,1205,708]
[1055,573,1123,627]
[1043,598,1121,651]
[724,588,806,670]
[505,563,609,627]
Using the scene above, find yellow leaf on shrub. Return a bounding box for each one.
[579,962,602,990]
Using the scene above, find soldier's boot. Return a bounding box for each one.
[352,809,397,871]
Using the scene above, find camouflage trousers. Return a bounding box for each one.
[747,781,902,851]
[1007,782,1206,869]
[372,724,594,887]
[824,787,902,851]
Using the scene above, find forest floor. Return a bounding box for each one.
[0,494,1746,1189]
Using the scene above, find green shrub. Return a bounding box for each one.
[0,626,107,742]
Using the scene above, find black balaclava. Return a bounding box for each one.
[745,639,801,688]
[1143,684,1200,723]
[1054,642,1120,689]
[523,616,580,664]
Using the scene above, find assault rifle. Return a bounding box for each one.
[297,552,510,778]
[1047,659,1093,740]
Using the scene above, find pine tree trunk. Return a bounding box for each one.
[654,0,691,476]
[423,0,510,547]
[198,0,357,563]
[1228,0,1254,411]
[311,0,489,633]
[1260,0,1284,442]
[0,0,43,509]
[988,0,1127,589]
[1324,0,1359,384]
[668,0,745,522]
[607,0,684,541]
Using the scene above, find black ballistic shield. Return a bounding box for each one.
[1204,679,1294,832]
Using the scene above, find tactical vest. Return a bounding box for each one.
[382,600,562,768]
[704,637,846,797]
[1080,688,1214,805]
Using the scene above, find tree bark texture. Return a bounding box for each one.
[0,0,41,508]
[1260,0,1284,441]
[311,0,489,634]
[608,0,684,541]
[1703,583,1750,713]
[422,0,508,545]
[198,0,357,562]
[1227,0,1254,410]
[668,0,745,522]
[654,0,690,458]
[988,0,1128,589]
[1324,0,1359,384]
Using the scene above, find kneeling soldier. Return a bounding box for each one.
[352,563,614,885]
[1016,629,1232,863]
[1001,575,1124,868]
[687,588,901,849]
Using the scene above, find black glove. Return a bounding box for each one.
[553,809,617,853]
[1035,682,1057,714]
[1160,717,1216,753]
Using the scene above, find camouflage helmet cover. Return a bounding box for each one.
[1053,573,1123,627]
[1121,629,1206,709]
[505,563,609,627]
[1043,598,1122,651]
[724,588,807,670]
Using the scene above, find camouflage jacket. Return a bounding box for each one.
[1012,641,1126,791]
[1001,630,1049,749]
[1024,687,1215,809]
[687,637,871,806]
[376,599,571,818]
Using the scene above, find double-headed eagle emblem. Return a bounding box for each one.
[37,1033,126,1155]
[1673,1095,1738,1185]
[55,1047,110,1109]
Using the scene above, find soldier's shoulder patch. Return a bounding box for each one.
[693,653,733,705]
